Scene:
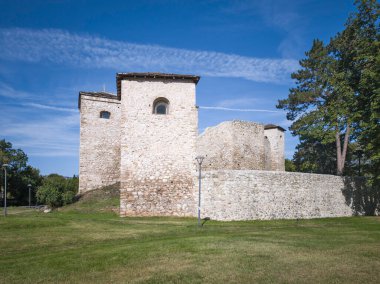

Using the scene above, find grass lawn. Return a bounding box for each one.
[0,198,379,283]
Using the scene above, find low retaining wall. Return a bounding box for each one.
[201,170,367,221]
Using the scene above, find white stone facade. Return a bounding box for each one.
[197,121,285,171]
[119,78,198,216]
[79,73,201,216]
[201,170,354,221]
[78,72,363,220]
[79,94,121,192]
[264,127,285,171]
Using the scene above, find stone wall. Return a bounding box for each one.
[264,128,285,171]
[197,121,265,171]
[119,78,198,217]
[79,94,121,193]
[200,170,356,221]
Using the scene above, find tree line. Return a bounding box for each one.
[0,139,78,208]
[281,0,379,190]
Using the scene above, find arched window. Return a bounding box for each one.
[153,97,169,115]
[100,111,111,119]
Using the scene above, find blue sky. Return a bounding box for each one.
[0,0,356,176]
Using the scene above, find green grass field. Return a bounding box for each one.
[0,194,379,283]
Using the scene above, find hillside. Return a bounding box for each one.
[61,183,120,213]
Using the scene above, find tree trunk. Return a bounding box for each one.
[335,124,350,176]
[336,128,343,175]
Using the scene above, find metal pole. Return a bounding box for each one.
[4,167,7,217]
[29,186,31,208]
[195,156,204,227]
[198,162,201,227]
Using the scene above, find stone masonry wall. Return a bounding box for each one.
[264,128,285,171]
[79,95,121,193]
[197,121,265,171]
[120,78,198,217]
[200,170,354,221]
[264,137,272,170]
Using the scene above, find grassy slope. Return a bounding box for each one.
[61,184,120,213]
[0,190,379,283]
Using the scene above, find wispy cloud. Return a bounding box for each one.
[0,82,31,98]
[0,28,298,83]
[258,1,305,59]
[216,97,259,108]
[222,0,309,58]
[24,103,77,113]
[199,106,281,113]
[1,111,79,157]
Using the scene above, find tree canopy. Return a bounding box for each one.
[278,0,379,180]
[0,139,42,205]
[36,174,78,208]
[1,139,78,207]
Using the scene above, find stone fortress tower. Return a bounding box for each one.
[118,73,199,216]
[197,121,285,172]
[78,72,286,217]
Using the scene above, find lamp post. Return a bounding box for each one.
[2,164,9,217]
[195,156,204,227]
[27,184,32,208]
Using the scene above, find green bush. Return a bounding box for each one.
[36,185,62,208]
[36,174,78,208]
[62,191,76,205]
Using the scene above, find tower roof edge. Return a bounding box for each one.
[264,124,286,132]
[116,72,201,97]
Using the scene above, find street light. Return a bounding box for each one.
[2,164,9,217]
[27,184,32,208]
[195,156,205,227]
[356,147,364,176]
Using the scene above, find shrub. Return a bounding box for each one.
[62,191,76,205]
[36,174,78,208]
[36,185,61,208]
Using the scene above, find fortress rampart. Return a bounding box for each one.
[200,170,362,221]
[78,72,370,220]
[197,121,285,171]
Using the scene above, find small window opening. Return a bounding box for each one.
[153,97,169,115]
[100,111,111,119]
[156,103,167,114]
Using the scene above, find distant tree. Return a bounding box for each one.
[278,0,379,177]
[65,175,79,193]
[0,139,42,205]
[277,38,354,176]
[36,174,78,208]
[344,0,380,187]
[285,159,297,172]
[292,138,337,174]
[36,185,61,208]
[0,139,28,170]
